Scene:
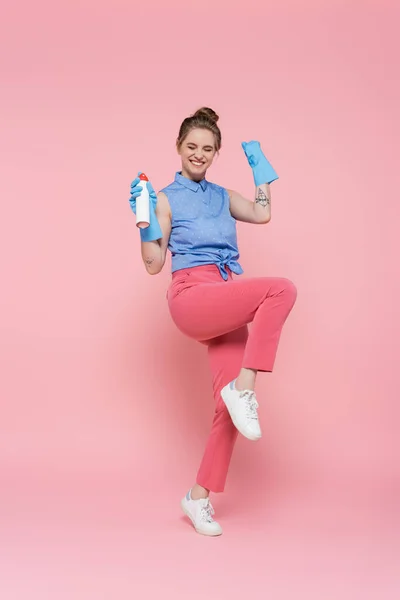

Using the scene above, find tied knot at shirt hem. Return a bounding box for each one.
[218,261,244,281]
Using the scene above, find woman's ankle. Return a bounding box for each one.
[190,483,210,500]
[235,368,257,391]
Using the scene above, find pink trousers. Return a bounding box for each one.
[167,264,297,493]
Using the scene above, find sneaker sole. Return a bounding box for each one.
[221,386,262,442]
[180,499,222,537]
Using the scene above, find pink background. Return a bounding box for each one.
[1,0,399,597]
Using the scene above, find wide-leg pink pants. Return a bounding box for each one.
[167,264,297,493]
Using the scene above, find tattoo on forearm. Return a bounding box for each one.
[256,188,270,208]
[145,257,154,266]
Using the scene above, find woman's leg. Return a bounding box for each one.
[169,274,297,373]
[194,326,248,495]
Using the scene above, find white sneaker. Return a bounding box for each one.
[221,380,262,441]
[181,490,222,536]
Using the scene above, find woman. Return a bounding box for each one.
[129,107,297,536]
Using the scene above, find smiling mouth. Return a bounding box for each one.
[190,160,205,167]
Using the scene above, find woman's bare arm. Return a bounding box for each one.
[140,192,172,275]
[227,184,271,224]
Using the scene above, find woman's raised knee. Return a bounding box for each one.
[280,278,297,304]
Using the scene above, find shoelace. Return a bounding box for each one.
[200,499,215,523]
[239,390,259,420]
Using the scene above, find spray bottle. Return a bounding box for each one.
[135,173,150,229]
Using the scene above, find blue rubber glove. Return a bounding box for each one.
[129,172,162,242]
[241,141,279,186]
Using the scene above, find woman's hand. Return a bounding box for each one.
[129,172,158,214]
[241,141,279,186]
[128,172,162,242]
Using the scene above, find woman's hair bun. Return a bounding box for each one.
[193,107,219,124]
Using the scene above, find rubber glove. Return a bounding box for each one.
[241,141,279,186]
[129,172,162,242]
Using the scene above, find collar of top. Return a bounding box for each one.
[175,172,208,192]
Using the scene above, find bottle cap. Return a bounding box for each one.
[139,173,148,181]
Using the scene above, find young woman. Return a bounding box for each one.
[129,107,297,537]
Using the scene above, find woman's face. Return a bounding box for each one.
[178,128,217,181]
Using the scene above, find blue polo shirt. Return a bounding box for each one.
[160,172,244,281]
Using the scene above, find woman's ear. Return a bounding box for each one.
[176,139,181,155]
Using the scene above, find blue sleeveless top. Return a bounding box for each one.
[160,172,244,281]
